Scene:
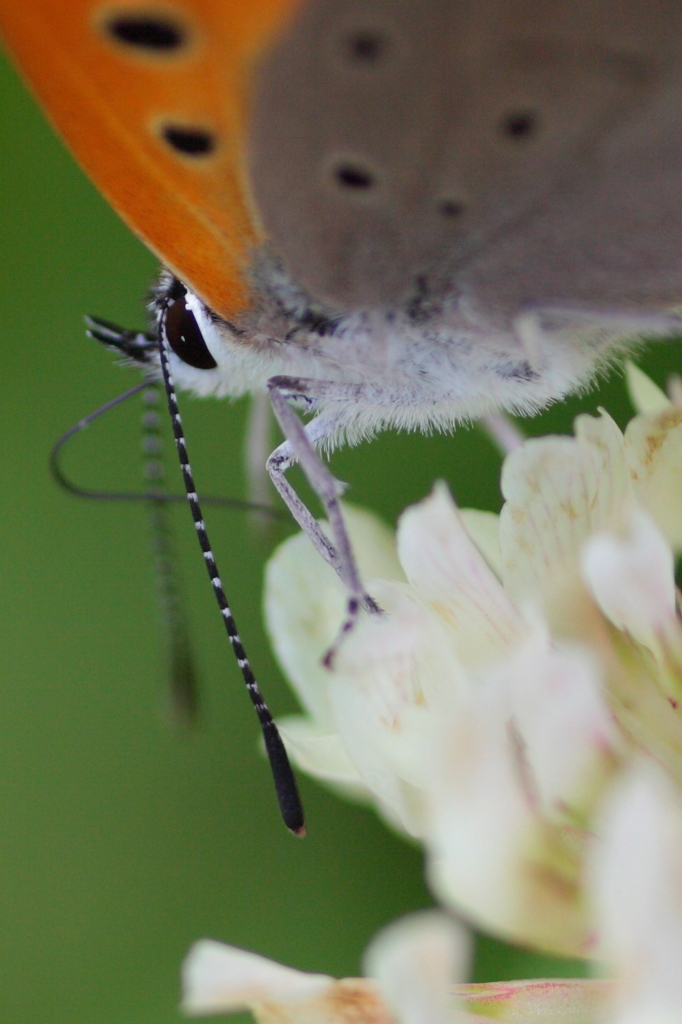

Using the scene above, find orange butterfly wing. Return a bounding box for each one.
[0,0,301,318]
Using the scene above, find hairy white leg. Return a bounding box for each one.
[480,412,525,457]
[267,434,340,570]
[267,375,380,662]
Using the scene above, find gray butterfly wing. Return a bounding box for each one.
[249,0,682,318]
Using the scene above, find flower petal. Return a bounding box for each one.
[330,583,466,835]
[580,509,676,647]
[422,628,616,956]
[397,484,525,669]
[275,716,369,797]
[265,505,403,727]
[624,407,682,550]
[624,362,671,416]
[499,412,634,604]
[363,911,471,1024]
[182,940,333,1016]
[499,629,617,817]
[458,509,503,581]
[590,761,682,1024]
[456,979,612,1023]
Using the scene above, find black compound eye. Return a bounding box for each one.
[164,295,217,369]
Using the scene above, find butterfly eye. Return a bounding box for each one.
[163,293,217,370]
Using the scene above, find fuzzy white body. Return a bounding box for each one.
[181,287,662,452]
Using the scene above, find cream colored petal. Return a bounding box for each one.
[264,505,403,726]
[590,761,682,1024]
[599,645,682,792]
[458,510,503,580]
[181,940,333,1015]
[499,412,633,604]
[363,912,471,1024]
[183,946,391,1024]
[624,362,671,416]
[421,629,615,956]
[424,678,562,952]
[580,510,676,648]
[248,981,395,1024]
[624,407,682,550]
[275,715,369,799]
[456,979,613,1024]
[397,484,525,669]
[498,628,617,817]
[329,677,429,837]
[329,582,471,835]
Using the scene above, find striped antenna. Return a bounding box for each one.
[156,327,306,836]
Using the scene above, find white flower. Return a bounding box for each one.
[590,759,682,1024]
[264,366,682,956]
[422,619,617,956]
[264,504,405,808]
[182,911,610,1024]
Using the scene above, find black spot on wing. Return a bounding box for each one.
[437,198,465,218]
[333,161,375,190]
[343,29,388,63]
[104,12,187,51]
[162,125,216,156]
[500,111,539,140]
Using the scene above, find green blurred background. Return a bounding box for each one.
[1,43,680,1024]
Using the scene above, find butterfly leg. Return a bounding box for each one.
[267,375,380,664]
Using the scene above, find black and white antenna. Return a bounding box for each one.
[155,316,305,836]
[52,314,304,833]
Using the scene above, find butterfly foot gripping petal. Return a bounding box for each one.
[322,592,383,671]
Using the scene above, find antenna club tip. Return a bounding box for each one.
[289,823,307,838]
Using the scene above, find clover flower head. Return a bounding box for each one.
[264,364,682,956]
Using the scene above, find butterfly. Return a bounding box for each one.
[3,0,682,832]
